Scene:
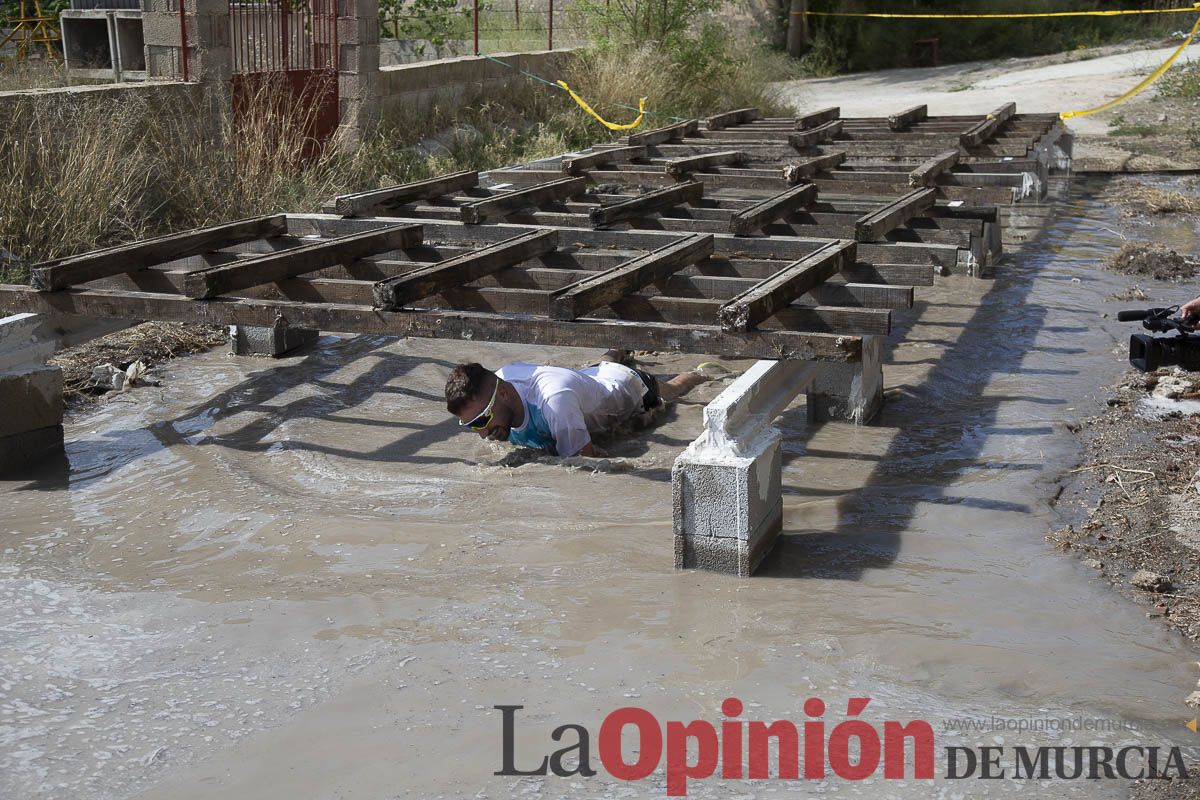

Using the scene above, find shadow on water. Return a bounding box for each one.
[759,179,1087,581]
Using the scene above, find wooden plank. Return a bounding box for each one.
[788,119,844,149]
[888,104,928,131]
[588,181,704,228]
[31,215,289,292]
[372,229,557,310]
[561,146,647,175]
[665,150,745,178]
[332,171,478,217]
[960,102,1017,148]
[783,152,846,183]
[460,177,586,224]
[421,287,888,335]
[704,108,761,131]
[0,284,863,362]
[908,149,961,187]
[717,240,856,332]
[854,188,938,242]
[183,225,423,300]
[624,119,700,147]
[729,183,818,236]
[795,106,840,130]
[548,234,714,320]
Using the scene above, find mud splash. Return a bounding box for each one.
[2,176,1200,799]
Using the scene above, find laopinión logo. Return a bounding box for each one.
[494,698,1190,797]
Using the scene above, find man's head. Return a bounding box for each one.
[445,363,518,442]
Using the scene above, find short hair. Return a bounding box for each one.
[445,363,494,415]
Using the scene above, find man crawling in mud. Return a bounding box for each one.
[445,350,711,457]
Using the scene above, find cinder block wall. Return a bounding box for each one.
[378,50,572,118]
[0,81,201,119]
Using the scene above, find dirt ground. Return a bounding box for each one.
[1049,368,1200,648]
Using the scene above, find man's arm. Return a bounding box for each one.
[1182,296,1200,324]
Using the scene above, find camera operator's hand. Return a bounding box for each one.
[1183,296,1200,324]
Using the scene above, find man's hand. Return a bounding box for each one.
[1182,296,1200,324]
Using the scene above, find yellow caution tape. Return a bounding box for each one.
[1061,12,1200,119]
[799,3,1200,19]
[555,80,646,131]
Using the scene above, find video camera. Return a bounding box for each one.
[1117,307,1200,372]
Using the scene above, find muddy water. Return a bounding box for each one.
[3,176,1200,799]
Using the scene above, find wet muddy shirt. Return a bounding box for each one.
[495,363,649,456]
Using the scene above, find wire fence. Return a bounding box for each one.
[379,0,592,64]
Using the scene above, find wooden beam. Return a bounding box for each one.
[372,229,557,310]
[548,234,714,320]
[624,119,699,147]
[960,102,1017,148]
[183,225,422,300]
[854,188,937,242]
[783,152,846,183]
[704,108,761,131]
[718,240,856,332]
[909,149,961,187]
[561,146,647,175]
[795,106,840,130]
[31,215,289,292]
[332,171,478,217]
[729,183,818,236]
[665,150,746,178]
[460,177,586,224]
[888,104,928,131]
[0,284,863,362]
[588,181,704,228]
[788,119,844,149]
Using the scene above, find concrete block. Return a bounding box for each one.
[337,17,379,47]
[808,334,883,424]
[229,324,318,357]
[0,425,66,478]
[0,366,64,439]
[338,42,379,73]
[0,314,53,374]
[139,12,180,47]
[672,432,783,577]
[674,499,782,576]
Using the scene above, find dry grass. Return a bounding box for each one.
[1106,180,1200,216]
[50,322,227,400]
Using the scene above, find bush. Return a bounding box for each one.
[1159,59,1200,99]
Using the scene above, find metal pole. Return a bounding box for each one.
[547,0,553,49]
[474,0,479,54]
[515,0,519,32]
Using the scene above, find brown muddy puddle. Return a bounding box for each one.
[3,176,1200,798]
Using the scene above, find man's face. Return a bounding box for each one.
[456,379,513,442]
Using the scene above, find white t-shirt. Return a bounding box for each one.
[495,362,650,456]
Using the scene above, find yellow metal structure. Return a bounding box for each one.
[0,0,63,63]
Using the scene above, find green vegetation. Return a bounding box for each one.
[798,0,1194,75]
[1159,59,1200,99]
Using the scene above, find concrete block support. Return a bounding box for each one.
[673,360,820,576]
[229,324,319,357]
[807,334,883,425]
[0,314,66,477]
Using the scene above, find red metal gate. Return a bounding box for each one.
[230,0,339,157]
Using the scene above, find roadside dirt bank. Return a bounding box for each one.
[776,38,1200,172]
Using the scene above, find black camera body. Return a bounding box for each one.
[1118,307,1200,372]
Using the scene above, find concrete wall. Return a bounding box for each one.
[0,79,198,119]
[379,49,569,118]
